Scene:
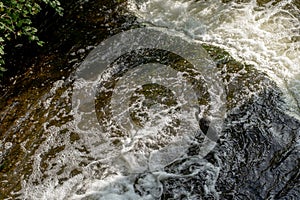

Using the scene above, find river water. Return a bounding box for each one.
[0,0,299,199]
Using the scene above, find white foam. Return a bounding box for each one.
[19,1,300,199]
[128,0,300,118]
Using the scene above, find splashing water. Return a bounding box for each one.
[128,0,300,118]
[1,0,299,199]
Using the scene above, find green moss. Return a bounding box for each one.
[0,161,7,172]
[202,43,272,109]
[129,83,178,127]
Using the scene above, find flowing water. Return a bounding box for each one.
[0,0,299,199]
[128,0,300,118]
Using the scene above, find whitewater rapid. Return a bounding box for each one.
[128,0,300,118]
[16,0,299,199]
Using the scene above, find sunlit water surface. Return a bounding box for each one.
[0,0,299,199]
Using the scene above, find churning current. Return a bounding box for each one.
[2,0,298,199]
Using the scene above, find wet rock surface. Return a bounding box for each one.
[0,0,136,198]
[0,0,299,199]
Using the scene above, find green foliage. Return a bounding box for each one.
[0,0,63,75]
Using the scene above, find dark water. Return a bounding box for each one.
[0,0,299,199]
[0,0,136,198]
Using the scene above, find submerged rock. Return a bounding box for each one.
[0,1,299,199]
